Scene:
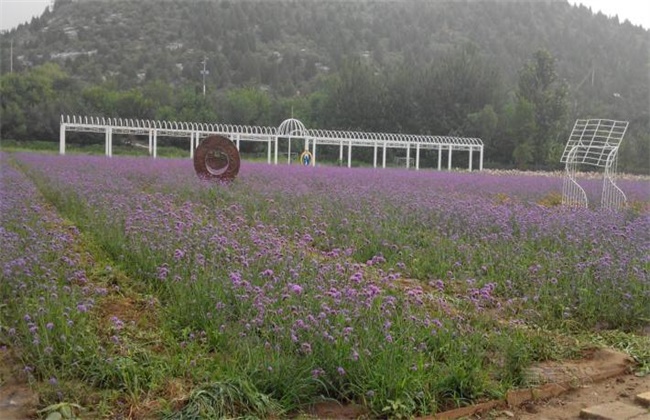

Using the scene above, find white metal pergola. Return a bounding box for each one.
[560,119,628,210]
[59,115,484,171]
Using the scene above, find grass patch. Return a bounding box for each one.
[163,379,283,419]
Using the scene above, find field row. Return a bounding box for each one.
[1,152,648,418]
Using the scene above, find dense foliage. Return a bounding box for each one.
[1,0,648,171]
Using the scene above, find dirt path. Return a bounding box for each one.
[493,373,650,420]
[0,351,37,420]
[427,348,649,420]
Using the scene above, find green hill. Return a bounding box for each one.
[1,0,648,171]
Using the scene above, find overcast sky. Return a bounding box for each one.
[1,0,649,32]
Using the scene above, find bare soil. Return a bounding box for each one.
[0,350,37,420]
[491,373,650,420]
[456,348,650,420]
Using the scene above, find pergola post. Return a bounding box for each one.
[288,138,292,164]
[105,127,113,157]
[339,141,344,165]
[415,143,420,170]
[479,146,484,171]
[373,143,378,168]
[406,144,411,169]
[190,132,194,159]
[59,124,66,155]
[236,135,240,150]
[153,130,157,158]
[468,147,473,171]
[148,130,153,156]
[312,138,317,166]
[382,142,387,168]
[267,139,272,164]
[274,136,279,165]
[448,144,452,170]
[438,144,442,170]
[347,140,352,168]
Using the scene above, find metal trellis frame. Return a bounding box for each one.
[560,119,628,210]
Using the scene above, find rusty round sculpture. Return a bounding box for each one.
[193,135,240,181]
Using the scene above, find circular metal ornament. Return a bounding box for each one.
[194,135,240,181]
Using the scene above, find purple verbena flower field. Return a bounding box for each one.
[1,151,649,418]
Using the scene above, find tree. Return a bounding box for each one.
[175,87,218,123]
[515,49,569,167]
[221,87,271,126]
[0,63,73,141]
[463,105,499,161]
[320,59,387,131]
[415,44,503,136]
[505,99,537,168]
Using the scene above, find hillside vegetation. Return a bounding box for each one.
[1,0,648,171]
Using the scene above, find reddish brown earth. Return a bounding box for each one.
[497,373,650,420]
[428,348,650,420]
[0,350,37,420]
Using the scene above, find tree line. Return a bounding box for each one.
[0,0,648,172]
[4,46,646,172]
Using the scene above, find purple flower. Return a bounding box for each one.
[157,264,170,281]
[337,366,346,376]
[289,284,303,295]
[349,272,363,283]
[300,342,312,354]
[230,271,242,285]
[173,248,185,261]
[110,316,124,330]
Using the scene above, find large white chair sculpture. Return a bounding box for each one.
[560,119,628,210]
